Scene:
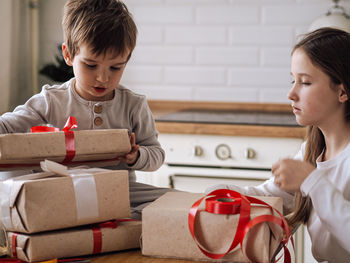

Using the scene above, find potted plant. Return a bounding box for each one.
[39,44,74,82]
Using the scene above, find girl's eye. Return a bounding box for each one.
[301,82,311,86]
[111,67,121,71]
[292,80,311,86]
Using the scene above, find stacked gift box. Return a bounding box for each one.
[0,127,142,262]
[0,127,132,170]
[142,191,291,263]
[0,123,292,262]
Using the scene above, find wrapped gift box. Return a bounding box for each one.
[7,219,141,262]
[0,161,130,234]
[0,129,131,169]
[142,192,284,263]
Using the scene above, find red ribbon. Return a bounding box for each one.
[61,117,78,163]
[31,116,78,163]
[0,259,22,262]
[92,219,138,254]
[188,189,292,263]
[30,126,59,132]
[11,233,17,258]
[205,196,241,214]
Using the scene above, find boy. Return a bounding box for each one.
[0,0,171,219]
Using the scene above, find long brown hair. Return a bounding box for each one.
[287,28,350,227]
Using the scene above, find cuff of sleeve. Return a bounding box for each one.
[300,168,326,197]
[127,146,146,169]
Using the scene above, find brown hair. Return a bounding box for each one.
[62,0,137,60]
[287,28,350,227]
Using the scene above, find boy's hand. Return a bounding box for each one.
[117,133,140,165]
[271,158,315,192]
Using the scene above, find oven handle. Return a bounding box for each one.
[167,163,271,171]
[168,174,269,190]
[164,165,272,181]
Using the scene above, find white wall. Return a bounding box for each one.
[0,0,12,113]
[38,0,350,103]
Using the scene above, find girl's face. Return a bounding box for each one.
[63,43,129,101]
[288,48,346,127]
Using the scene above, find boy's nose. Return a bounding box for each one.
[96,70,109,83]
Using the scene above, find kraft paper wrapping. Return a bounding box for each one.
[142,192,283,263]
[7,220,141,262]
[0,164,130,234]
[0,129,131,169]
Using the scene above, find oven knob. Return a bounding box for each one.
[215,144,231,160]
[194,146,204,157]
[244,148,256,159]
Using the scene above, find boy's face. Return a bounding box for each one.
[62,43,129,101]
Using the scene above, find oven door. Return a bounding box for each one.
[165,165,271,193]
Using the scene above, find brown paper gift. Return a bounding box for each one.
[0,129,131,170]
[7,219,141,262]
[0,161,130,234]
[142,192,284,263]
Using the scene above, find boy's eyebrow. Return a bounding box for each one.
[113,61,128,65]
[83,58,127,65]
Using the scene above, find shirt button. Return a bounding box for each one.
[94,105,103,114]
[94,117,103,126]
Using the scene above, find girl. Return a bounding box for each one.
[207,27,350,263]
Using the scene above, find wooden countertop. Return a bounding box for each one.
[148,100,306,139]
[88,249,195,263]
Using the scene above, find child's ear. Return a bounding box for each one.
[338,84,348,103]
[62,43,73,66]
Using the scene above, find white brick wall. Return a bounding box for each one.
[38,0,350,103]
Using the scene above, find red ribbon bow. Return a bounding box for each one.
[188,189,293,263]
[31,116,78,163]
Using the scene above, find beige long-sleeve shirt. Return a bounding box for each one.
[0,78,165,182]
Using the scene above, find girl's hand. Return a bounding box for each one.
[271,158,315,192]
[117,132,140,165]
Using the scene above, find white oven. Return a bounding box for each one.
[144,133,303,193]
